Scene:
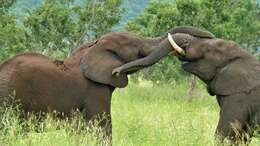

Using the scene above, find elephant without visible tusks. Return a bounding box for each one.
[0,26,214,142]
[114,29,260,144]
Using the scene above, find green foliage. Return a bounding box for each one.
[198,0,260,51]
[0,0,122,60]
[127,0,260,84]
[113,0,149,31]
[24,0,122,58]
[0,0,27,60]
[24,0,80,55]
[0,0,16,9]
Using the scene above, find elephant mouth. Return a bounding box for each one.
[181,60,193,70]
[182,61,190,66]
[177,54,188,61]
[181,57,201,71]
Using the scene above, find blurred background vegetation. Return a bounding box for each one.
[0,0,260,84]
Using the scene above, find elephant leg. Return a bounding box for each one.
[89,112,112,139]
[97,113,112,142]
[215,97,251,143]
[82,94,112,143]
[96,114,112,145]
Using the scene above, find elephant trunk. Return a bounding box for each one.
[112,33,196,74]
[113,39,173,74]
[139,39,174,66]
[138,33,196,66]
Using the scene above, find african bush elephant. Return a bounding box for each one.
[0,26,213,141]
[174,38,260,143]
[114,33,260,143]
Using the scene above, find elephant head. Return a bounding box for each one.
[170,38,260,96]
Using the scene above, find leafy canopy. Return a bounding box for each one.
[0,0,122,59]
[127,0,260,83]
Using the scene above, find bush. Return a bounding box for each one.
[126,0,260,84]
[0,0,123,60]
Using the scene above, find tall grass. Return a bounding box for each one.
[0,82,259,146]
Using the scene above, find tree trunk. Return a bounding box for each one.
[187,75,197,101]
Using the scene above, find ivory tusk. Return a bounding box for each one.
[167,33,185,55]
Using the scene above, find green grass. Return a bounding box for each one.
[0,82,260,146]
[112,82,219,146]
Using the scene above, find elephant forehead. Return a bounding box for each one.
[172,33,194,44]
[205,39,231,50]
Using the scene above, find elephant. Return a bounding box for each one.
[174,38,260,143]
[0,26,213,142]
[113,32,260,143]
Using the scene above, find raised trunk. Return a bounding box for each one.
[113,33,195,74]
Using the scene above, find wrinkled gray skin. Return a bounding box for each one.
[179,39,260,143]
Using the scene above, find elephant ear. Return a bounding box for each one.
[80,41,128,88]
[211,58,260,95]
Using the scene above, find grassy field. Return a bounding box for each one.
[0,82,260,146]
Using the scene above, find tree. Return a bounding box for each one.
[126,0,260,84]
[198,0,260,52]
[0,0,27,60]
[24,0,122,58]
[1,0,122,60]
[0,0,16,9]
